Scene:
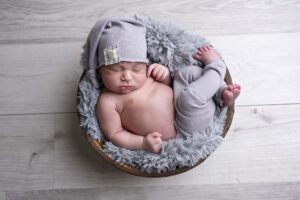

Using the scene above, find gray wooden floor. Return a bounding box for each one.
[1,0,300,199]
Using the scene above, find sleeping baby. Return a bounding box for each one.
[97,61,176,153]
[88,16,240,153]
[93,17,176,153]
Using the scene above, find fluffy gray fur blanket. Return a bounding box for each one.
[77,15,227,174]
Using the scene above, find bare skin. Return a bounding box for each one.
[194,45,241,106]
[96,61,176,154]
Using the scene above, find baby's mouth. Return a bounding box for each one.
[119,85,133,91]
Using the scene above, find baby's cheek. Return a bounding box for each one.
[136,76,147,86]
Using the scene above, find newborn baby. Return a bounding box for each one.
[86,16,240,154]
[85,17,176,153]
[97,61,176,153]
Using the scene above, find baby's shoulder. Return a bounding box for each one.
[97,91,126,114]
[98,91,117,105]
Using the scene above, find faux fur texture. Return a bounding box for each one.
[77,15,227,174]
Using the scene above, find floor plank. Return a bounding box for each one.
[53,113,126,189]
[190,104,300,184]
[0,191,5,200]
[210,32,300,106]
[0,115,54,190]
[5,182,300,200]
[53,105,300,188]
[0,0,299,43]
[0,32,299,115]
[0,42,83,115]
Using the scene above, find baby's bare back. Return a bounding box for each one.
[113,77,176,140]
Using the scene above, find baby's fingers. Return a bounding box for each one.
[150,132,162,138]
[154,135,162,142]
[155,68,167,81]
[153,141,162,152]
[147,64,156,77]
[160,70,168,81]
[147,64,159,77]
[147,64,162,78]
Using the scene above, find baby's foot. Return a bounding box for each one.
[222,84,241,107]
[193,45,221,65]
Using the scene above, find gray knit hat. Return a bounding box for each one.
[87,16,148,70]
[98,18,148,67]
[81,16,148,88]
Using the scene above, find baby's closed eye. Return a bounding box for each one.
[107,66,122,72]
[132,67,144,72]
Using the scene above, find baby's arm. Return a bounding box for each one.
[96,95,162,153]
[147,63,171,86]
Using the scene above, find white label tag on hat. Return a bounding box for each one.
[104,45,120,65]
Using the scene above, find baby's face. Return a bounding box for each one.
[100,61,147,94]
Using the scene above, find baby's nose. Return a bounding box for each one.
[121,71,133,81]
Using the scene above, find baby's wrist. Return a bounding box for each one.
[141,137,146,150]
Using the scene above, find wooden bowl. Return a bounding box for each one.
[77,68,234,177]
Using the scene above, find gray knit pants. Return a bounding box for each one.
[173,60,227,137]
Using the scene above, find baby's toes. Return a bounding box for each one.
[233,86,241,97]
[196,50,203,56]
[234,84,241,92]
[199,47,206,52]
[193,54,202,61]
[205,45,212,51]
[227,85,233,91]
[233,83,238,88]
[223,90,234,106]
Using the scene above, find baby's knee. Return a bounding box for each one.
[175,88,206,112]
[175,65,202,83]
[175,91,216,134]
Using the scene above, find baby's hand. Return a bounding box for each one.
[147,63,170,83]
[142,132,163,153]
[193,45,221,65]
